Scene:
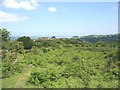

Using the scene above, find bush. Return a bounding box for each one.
[28,69,60,86]
[17,36,34,49]
[2,62,23,78]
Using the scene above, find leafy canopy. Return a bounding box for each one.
[17,36,34,49]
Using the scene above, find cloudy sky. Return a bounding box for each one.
[0,0,118,37]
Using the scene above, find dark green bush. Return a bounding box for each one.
[17,36,34,49]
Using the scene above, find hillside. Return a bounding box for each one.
[80,34,118,43]
[11,34,119,43]
[1,29,119,88]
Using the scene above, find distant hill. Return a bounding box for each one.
[11,34,119,43]
[10,36,39,40]
[80,34,119,43]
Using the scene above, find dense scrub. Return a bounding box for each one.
[0,28,119,88]
[2,46,119,88]
[26,47,118,88]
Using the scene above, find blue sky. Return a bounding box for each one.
[0,0,118,37]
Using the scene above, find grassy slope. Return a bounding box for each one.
[2,47,118,88]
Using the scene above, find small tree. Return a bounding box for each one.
[0,28,11,42]
[0,28,11,49]
[17,36,34,49]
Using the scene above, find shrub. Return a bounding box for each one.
[17,36,34,49]
[28,69,60,86]
[2,62,23,78]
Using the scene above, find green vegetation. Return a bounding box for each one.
[80,34,118,43]
[0,28,11,42]
[0,28,119,88]
[17,36,34,49]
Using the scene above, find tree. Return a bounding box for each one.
[17,36,34,49]
[0,28,11,49]
[0,28,11,42]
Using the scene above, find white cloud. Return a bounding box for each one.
[2,0,39,10]
[19,1,36,10]
[48,7,57,12]
[31,0,39,6]
[3,0,20,8]
[0,11,29,23]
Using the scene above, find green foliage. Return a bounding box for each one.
[80,34,118,43]
[17,36,34,49]
[1,50,7,59]
[2,62,23,78]
[2,41,10,49]
[28,69,60,87]
[9,41,24,54]
[63,38,82,45]
[0,28,11,42]
[1,31,119,88]
[0,28,11,50]
[30,46,43,55]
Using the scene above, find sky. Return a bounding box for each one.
[0,0,118,37]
